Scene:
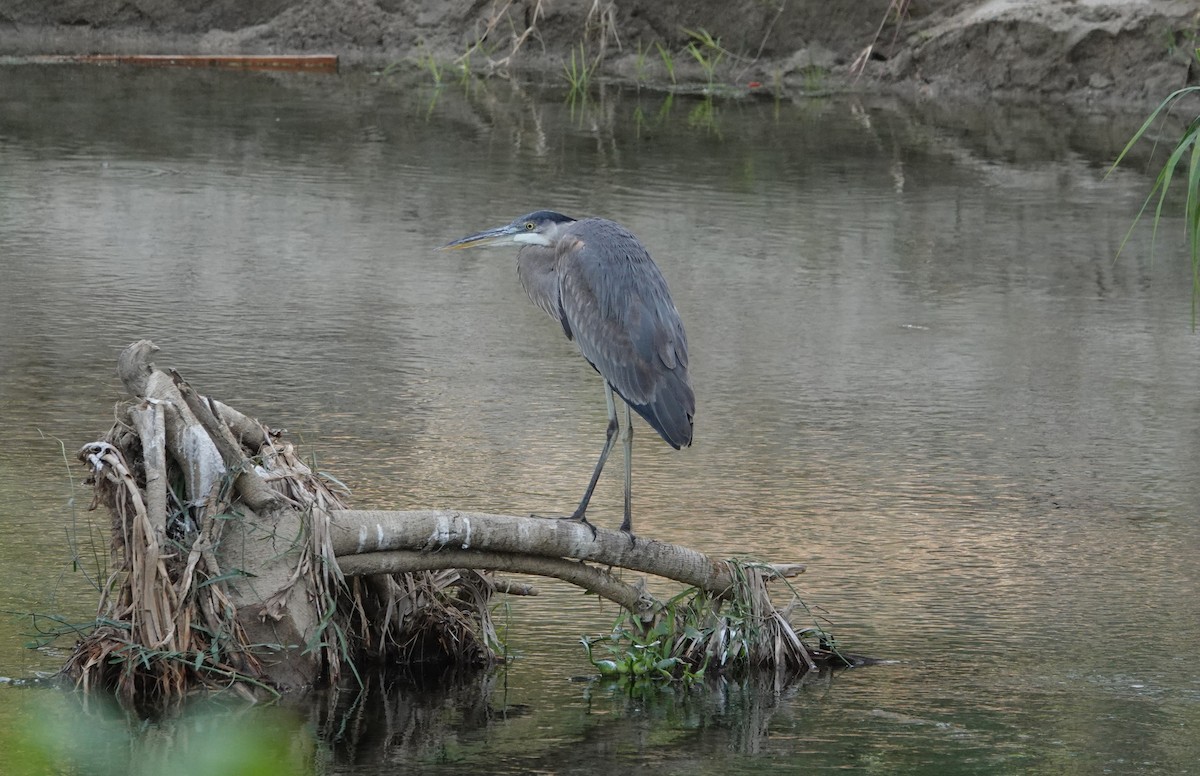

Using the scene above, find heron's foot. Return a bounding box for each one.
[557,511,599,540]
[619,518,637,548]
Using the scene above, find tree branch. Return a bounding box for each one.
[331,510,803,596]
[171,370,279,513]
[337,548,658,617]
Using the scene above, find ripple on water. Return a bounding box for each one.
[2,69,1199,775]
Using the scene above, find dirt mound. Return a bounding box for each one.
[0,0,1196,104]
[884,1,1199,103]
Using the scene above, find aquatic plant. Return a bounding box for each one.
[456,49,473,85]
[683,27,726,89]
[687,95,721,137]
[1163,24,1199,60]
[1109,80,1200,321]
[376,60,403,77]
[634,39,649,85]
[419,51,443,87]
[802,65,826,93]
[633,104,647,138]
[581,558,845,687]
[563,42,595,98]
[656,40,676,85]
[657,92,675,124]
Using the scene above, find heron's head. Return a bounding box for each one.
[440,210,577,250]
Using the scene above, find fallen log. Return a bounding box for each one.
[63,341,840,706]
[18,54,339,72]
[330,509,806,617]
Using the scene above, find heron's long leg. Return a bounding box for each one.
[565,382,620,533]
[619,400,633,534]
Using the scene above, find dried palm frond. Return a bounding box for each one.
[65,359,499,707]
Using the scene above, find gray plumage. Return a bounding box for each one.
[441,210,694,537]
[520,217,693,449]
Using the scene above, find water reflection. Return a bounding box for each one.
[314,668,841,774]
[1,65,1199,774]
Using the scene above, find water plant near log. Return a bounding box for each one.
[1110,77,1200,322]
[656,40,676,85]
[582,559,841,687]
[683,28,727,90]
[563,42,595,99]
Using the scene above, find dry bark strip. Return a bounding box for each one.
[112,340,327,690]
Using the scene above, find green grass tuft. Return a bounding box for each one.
[563,42,595,98]
[683,27,725,88]
[655,40,676,85]
[1108,84,1200,324]
[580,558,842,688]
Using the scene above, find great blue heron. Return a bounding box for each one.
[441,211,694,538]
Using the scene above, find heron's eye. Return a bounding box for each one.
[524,222,535,231]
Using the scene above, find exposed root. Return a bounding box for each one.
[66,439,264,706]
[63,341,501,706]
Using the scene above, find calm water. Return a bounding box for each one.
[1,66,1199,774]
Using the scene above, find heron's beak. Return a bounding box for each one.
[439,224,519,251]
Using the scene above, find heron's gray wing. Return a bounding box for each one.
[557,219,694,448]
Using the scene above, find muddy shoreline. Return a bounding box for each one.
[0,1,1196,106]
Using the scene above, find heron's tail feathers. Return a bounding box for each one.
[625,378,694,450]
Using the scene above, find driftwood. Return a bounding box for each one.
[331,510,805,616]
[64,341,837,705]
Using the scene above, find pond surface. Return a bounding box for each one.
[1,66,1199,774]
